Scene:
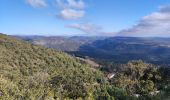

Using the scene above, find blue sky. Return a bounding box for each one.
[0,0,170,36]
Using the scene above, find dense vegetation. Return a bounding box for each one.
[1,34,170,99]
[0,34,103,99]
[96,61,170,100]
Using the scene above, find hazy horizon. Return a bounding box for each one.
[2,33,170,38]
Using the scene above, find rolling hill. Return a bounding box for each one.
[14,35,106,51]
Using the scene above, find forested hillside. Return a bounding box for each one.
[1,34,170,100]
[0,34,103,99]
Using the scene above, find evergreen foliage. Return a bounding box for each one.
[0,34,103,99]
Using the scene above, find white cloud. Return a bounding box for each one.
[56,0,85,20]
[25,0,85,20]
[26,0,47,8]
[118,5,170,37]
[67,23,102,34]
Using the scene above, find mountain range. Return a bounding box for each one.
[16,35,170,65]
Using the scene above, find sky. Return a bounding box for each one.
[0,0,170,37]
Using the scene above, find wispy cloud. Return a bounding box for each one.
[56,0,86,20]
[67,23,102,34]
[26,0,47,8]
[67,23,117,36]
[56,0,85,9]
[118,5,170,37]
[58,9,85,20]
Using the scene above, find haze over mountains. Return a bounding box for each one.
[16,35,170,65]
[14,35,106,51]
